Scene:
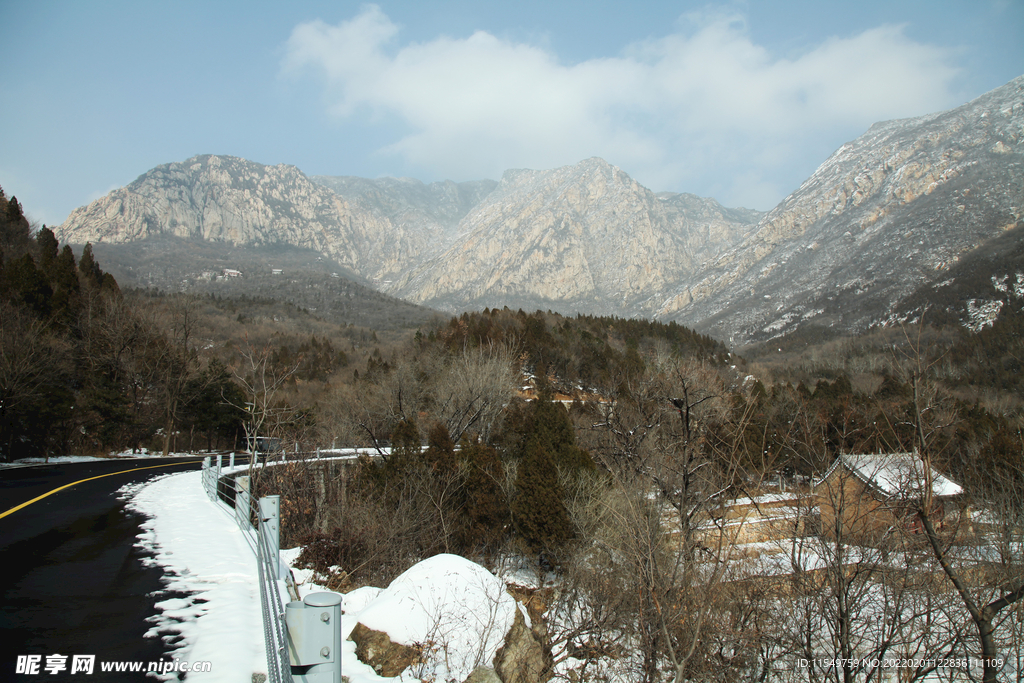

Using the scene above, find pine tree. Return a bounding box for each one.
[512,436,572,555]
[6,254,52,317]
[460,436,509,553]
[49,245,80,324]
[36,227,59,271]
[0,193,32,253]
[423,422,457,472]
[507,383,594,556]
[384,418,421,479]
[78,243,104,288]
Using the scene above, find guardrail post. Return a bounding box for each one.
[235,476,251,530]
[202,457,212,500]
[229,452,235,469]
[259,495,281,580]
[286,592,343,682]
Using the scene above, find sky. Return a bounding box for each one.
[1,1,1022,228]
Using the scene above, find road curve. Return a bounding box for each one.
[0,458,201,682]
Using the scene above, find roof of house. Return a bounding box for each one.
[815,451,963,499]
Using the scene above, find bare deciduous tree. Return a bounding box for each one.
[227,335,299,458]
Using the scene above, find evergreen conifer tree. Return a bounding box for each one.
[459,436,509,554]
[78,243,104,288]
[7,254,52,316]
[385,418,421,479]
[508,380,594,556]
[49,245,80,324]
[36,228,59,271]
[512,436,572,555]
[423,422,457,472]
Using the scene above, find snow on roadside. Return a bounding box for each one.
[0,450,196,469]
[284,551,518,683]
[118,470,266,682]
[0,455,110,468]
[119,465,518,683]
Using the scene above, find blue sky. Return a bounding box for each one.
[1,1,1022,228]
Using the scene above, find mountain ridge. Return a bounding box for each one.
[57,75,1024,342]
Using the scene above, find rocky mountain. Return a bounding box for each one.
[310,175,498,242]
[57,155,467,285]
[57,75,1023,343]
[388,158,762,316]
[667,75,1024,344]
[57,156,762,320]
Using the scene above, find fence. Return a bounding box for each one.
[202,455,346,683]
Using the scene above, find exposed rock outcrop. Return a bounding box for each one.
[349,622,423,678]
[493,606,550,683]
[389,158,759,317]
[666,75,1024,343]
[55,155,440,284]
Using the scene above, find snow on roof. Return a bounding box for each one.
[818,452,962,499]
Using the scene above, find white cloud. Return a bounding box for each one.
[282,5,960,208]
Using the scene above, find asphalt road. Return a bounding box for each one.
[0,458,204,682]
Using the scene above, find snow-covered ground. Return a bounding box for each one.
[119,468,520,683]
[119,471,266,682]
[0,455,110,469]
[0,450,211,469]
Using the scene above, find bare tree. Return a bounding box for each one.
[580,356,765,683]
[78,293,165,452]
[155,295,204,456]
[0,300,71,459]
[427,341,520,444]
[890,323,1024,683]
[227,335,299,457]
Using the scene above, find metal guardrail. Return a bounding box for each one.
[255,496,293,683]
[202,456,294,683]
[203,455,347,683]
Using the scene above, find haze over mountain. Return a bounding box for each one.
[57,76,1024,344]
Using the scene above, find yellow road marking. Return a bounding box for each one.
[0,461,201,520]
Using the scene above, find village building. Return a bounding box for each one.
[813,452,963,545]
[703,492,817,546]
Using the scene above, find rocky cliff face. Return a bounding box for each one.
[311,175,498,239]
[668,75,1024,343]
[57,155,761,319]
[57,76,1024,343]
[389,158,761,316]
[57,155,439,283]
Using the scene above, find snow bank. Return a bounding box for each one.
[122,470,516,683]
[346,554,517,682]
[119,471,265,682]
[284,553,518,683]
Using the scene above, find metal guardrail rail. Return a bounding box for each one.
[202,456,294,683]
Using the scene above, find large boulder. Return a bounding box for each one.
[349,622,423,677]
[346,554,518,681]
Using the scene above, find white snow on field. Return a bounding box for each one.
[118,471,266,682]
